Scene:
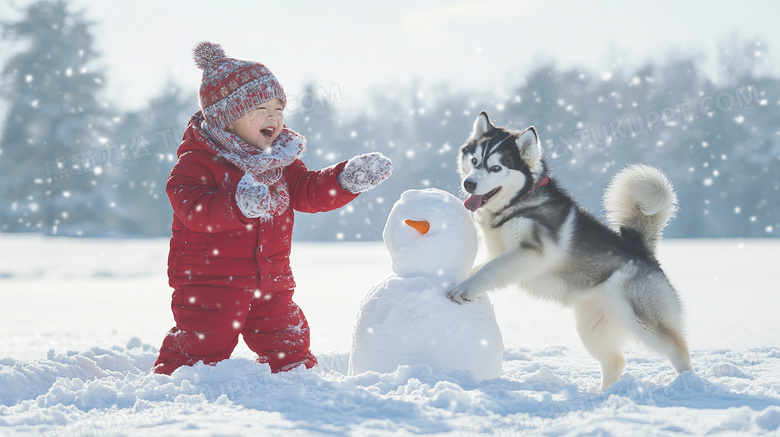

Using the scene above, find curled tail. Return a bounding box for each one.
[603,164,678,254]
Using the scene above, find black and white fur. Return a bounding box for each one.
[447,111,692,391]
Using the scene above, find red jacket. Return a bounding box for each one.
[166,112,358,293]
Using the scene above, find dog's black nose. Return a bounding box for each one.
[463,180,476,193]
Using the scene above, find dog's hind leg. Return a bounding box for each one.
[574,299,628,391]
[658,324,692,373]
[623,280,693,375]
[629,318,692,374]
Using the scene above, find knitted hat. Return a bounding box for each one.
[193,41,287,128]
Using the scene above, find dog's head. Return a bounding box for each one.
[458,111,543,212]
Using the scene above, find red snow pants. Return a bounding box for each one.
[153,286,317,375]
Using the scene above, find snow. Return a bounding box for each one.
[350,189,503,379]
[1,234,780,436]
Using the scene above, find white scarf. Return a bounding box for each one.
[202,120,306,219]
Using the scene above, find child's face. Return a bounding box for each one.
[228,98,284,150]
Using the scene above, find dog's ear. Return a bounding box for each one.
[470,111,493,139]
[516,126,541,162]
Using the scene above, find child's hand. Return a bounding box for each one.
[235,174,271,218]
[338,153,393,194]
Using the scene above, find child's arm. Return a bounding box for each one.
[285,152,392,213]
[167,151,252,232]
[285,159,357,213]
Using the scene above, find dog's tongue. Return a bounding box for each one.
[464,195,483,212]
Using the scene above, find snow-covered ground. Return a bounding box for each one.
[1,235,779,436]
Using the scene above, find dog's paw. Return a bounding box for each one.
[447,281,479,304]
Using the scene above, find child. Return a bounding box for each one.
[153,42,392,375]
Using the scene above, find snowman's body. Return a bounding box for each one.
[349,189,504,380]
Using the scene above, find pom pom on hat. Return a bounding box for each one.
[193,41,226,70]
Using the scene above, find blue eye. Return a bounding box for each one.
[471,157,478,165]
[491,165,502,172]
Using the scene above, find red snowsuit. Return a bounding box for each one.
[153,112,358,375]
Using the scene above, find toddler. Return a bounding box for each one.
[153,42,392,374]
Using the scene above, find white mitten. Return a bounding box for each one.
[338,152,393,194]
[235,173,271,218]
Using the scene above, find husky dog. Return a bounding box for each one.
[447,111,692,390]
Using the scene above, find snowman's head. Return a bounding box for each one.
[382,188,478,281]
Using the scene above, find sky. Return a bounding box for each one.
[1,0,779,113]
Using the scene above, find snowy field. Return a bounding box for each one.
[1,234,779,436]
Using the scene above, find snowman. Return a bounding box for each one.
[349,188,504,380]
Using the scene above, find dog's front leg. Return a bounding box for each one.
[448,247,530,304]
[468,261,488,276]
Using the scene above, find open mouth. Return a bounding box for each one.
[464,187,501,212]
[260,126,275,140]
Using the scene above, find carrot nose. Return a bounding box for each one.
[404,219,430,234]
